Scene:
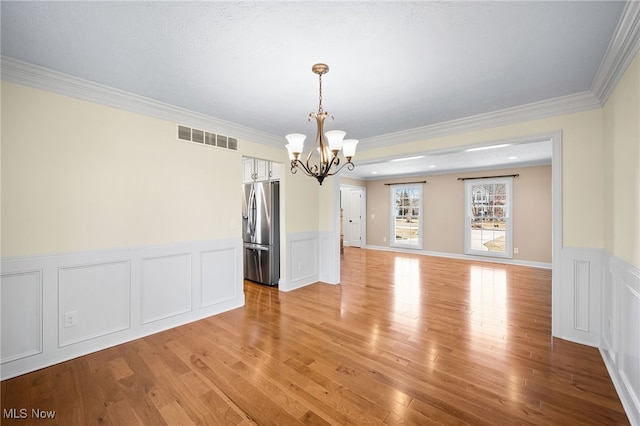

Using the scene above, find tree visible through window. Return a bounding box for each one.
[464,177,512,257]
[390,184,423,249]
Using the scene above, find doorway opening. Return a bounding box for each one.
[334,131,561,336]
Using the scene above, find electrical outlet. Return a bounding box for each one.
[64,311,78,328]
[298,262,303,272]
[514,248,519,254]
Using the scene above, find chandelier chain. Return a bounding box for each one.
[318,73,324,114]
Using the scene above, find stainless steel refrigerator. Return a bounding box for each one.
[242,180,280,286]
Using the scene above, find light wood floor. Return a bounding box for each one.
[1,248,629,425]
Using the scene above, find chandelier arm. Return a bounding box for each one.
[291,159,316,177]
[324,159,355,177]
[322,153,340,175]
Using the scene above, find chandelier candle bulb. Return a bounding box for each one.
[285,63,357,185]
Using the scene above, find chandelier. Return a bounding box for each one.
[285,63,358,185]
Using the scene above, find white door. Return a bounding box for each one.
[340,189,350,246]
[348,189,362,247]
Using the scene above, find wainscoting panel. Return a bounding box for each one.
[619,280,639,411]
[0,238,244,380]
[600,251,640,426]
[59,260,131,346]
[601,266,618,364]
[559,247,602,346]
[0,270,42,363]
[140,253,191,324]
[201,247,239,308]
[319,230,340,285]
[282,232,319,292]
[573,260,591,332]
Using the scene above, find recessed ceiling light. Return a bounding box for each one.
[508,156,518,160]
[464,144,511,152]
[371,171,378,174]
[428,165,436,168]
[391,155,424,162]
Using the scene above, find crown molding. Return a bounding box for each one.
[0,56,284,148]
[359,2,640,151]
[591,0,640,105]
[2,1,638,153]
[358,91,600,150]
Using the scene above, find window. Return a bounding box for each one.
[390,184,423,249]
[464,177,512,258]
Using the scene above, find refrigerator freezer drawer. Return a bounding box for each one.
[243,244,278,286]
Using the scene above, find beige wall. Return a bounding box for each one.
[0,82,324,258]
[603,52,640,268]
[282,168,321,233]
[366,165,552,263]
[340,176,367,187]
[1,82,245,256]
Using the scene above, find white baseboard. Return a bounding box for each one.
[364,245,552,269]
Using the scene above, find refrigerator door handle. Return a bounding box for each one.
[248,186,257,238]
[255,247,263,282]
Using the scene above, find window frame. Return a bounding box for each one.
[389,183,424,250]
[464,177,513,258]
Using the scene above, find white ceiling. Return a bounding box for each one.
[0,1,633,179]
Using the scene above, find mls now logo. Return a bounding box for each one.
[3,408,56,419]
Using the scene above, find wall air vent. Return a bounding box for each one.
[177,125,238,151]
